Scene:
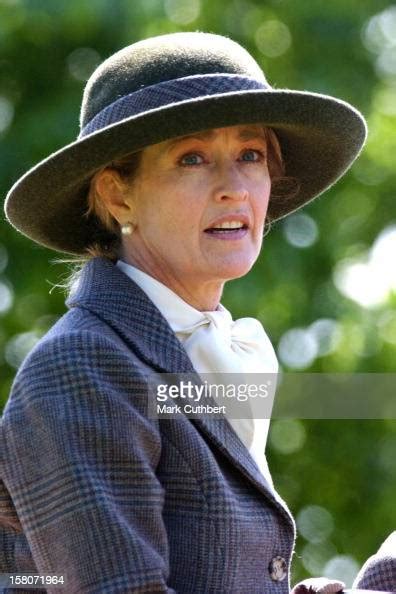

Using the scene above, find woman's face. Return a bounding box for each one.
[121,124,271,305]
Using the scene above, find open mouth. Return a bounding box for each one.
[204,221,248,234]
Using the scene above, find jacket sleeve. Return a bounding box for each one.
[0,331,176,594]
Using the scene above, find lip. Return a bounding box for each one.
[204,213,251,232]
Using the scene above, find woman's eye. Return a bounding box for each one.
[180,153,204,166]
[241,149,264,162]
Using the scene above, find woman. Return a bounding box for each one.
[0,32,366,593]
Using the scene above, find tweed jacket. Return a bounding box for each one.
[0,257,295,594]
[352,532,396,592]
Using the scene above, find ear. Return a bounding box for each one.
[92,168,135,224]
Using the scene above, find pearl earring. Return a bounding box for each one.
[121,223,134,236]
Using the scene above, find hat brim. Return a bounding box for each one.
[5,88,367,254]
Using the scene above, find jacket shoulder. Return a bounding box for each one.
[2,306,157,426]
[44,304,130,346]
[14,305,143,377]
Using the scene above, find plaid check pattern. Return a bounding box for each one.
[0,257,295,593]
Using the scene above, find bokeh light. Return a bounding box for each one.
[254,20,292,58]
[376,46,396,78]
[333,225,396,308]
[308,319,342,357]
[0,281,13,314]
[301,541,338,575]
[278,328,318,369]
[164,0,200,25]
[67,47,101,82]
[352,157,389,186]
[323,555,360,588]
[362,6,396,55]
[362,6,396,81]
[337,320,381,359]
[282,213,319,249]
[5,331,41,369]
[269,419,306,454]
[296,505,334,544]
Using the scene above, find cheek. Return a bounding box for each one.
[253,180,271,222]
[159,188,205,238]
[138,192,199,245]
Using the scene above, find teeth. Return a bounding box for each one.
[214,221,244,229]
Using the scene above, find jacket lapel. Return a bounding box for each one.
[66,257,294,526]
[66,257,193,373]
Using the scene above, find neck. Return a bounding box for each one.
[119,251,224,311]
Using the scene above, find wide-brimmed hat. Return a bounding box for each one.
[5,32,367,255]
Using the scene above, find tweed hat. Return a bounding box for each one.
[5,31,367,255]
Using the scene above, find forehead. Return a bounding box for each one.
[167,124,267,146]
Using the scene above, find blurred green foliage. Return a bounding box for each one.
[0,0,395,587]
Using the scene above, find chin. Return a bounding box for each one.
[213,256,257,281]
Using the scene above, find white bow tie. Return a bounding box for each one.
[177,310,278,458]
[179,309,278,375]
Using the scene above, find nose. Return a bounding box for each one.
[213,163,249,203]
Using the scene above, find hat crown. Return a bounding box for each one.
[80,32,267,129]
